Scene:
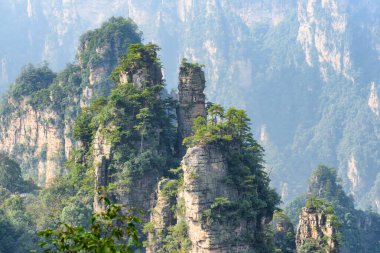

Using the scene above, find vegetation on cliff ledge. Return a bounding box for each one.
[184,103,281,251]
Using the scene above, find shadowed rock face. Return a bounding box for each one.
[271,213,296,253]
[296,207,339,253]
[146,178,176,253]
[177,64,206,155]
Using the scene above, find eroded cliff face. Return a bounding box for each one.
[0,98,72,186]
[0,18,141,186]
[181,145,247,253]
[177,63,206,155]
[92,44,163,216]
[147,178,176,253]
[296,207,339,253]
[148,144,263,252]
[297,0,352,81]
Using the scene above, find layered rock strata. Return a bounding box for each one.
[296,207,339,253]
[177,63,206,155]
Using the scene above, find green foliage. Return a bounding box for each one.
[161,179,182,199]
[112,150,166,190]
[159,220,192,253]
[74,43,177,197]
[184,103,280,250]
[28,88,51,110]
[38,198,142,253]
[61,201,92,227]
[49,63,82,112]
[79,17,141,69]
[202,197,232,224]
[0,194,38,253]
[180,58,205,68]
[305,197,334,214]
[308,165,354,209]
[110,43,162,84]
[10,63,56,98]
[271,211,296,253]
[73,97,107,146]
[2,195,34,229]
[183,105,255,147]
[0,154,36,193]
[0,155,23,192]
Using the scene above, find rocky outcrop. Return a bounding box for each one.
[117,46,163,89]
[78,17,141,106]
[146,178,176,253]
[296,207,339,253]
[177,63,206,155]
[0,98,71,186]
[0,18,141,187]
[91,44,164,216]
[180,145,252,253]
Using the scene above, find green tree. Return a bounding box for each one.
[0,155,25,192]
[135,107,152,154]
[160,220,192,253]
[184,103,280,252]
[38,199,141,253]
[10,63,56,98]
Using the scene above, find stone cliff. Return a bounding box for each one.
[296,207,339,253]
[177,61,206,156]
[181,145,246,253]
[0,97,71,186]
[92,44,164,215]
[147,63,279,251]
[0,18,141,186]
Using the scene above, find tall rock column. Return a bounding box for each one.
[177,62,206,156]
[296,207,339,253]
[181,144,256,253]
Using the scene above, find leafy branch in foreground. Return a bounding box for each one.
[38,197,142,253]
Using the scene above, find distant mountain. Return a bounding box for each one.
[1,0,380,212]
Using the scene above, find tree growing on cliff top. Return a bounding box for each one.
[183,104,255,148]
[184,103,281,252]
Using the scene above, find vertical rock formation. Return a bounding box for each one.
[117,45,163,89]
[296,207,339,253]
[147,60,279,252]
[147,62,208,252]
[92,44,165,217]
[0,83,76,186]
[146,178,176,253]
[181,144,247,253]
[177,61,206,155]
[77,17,141,106]
[0,18,141,187]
